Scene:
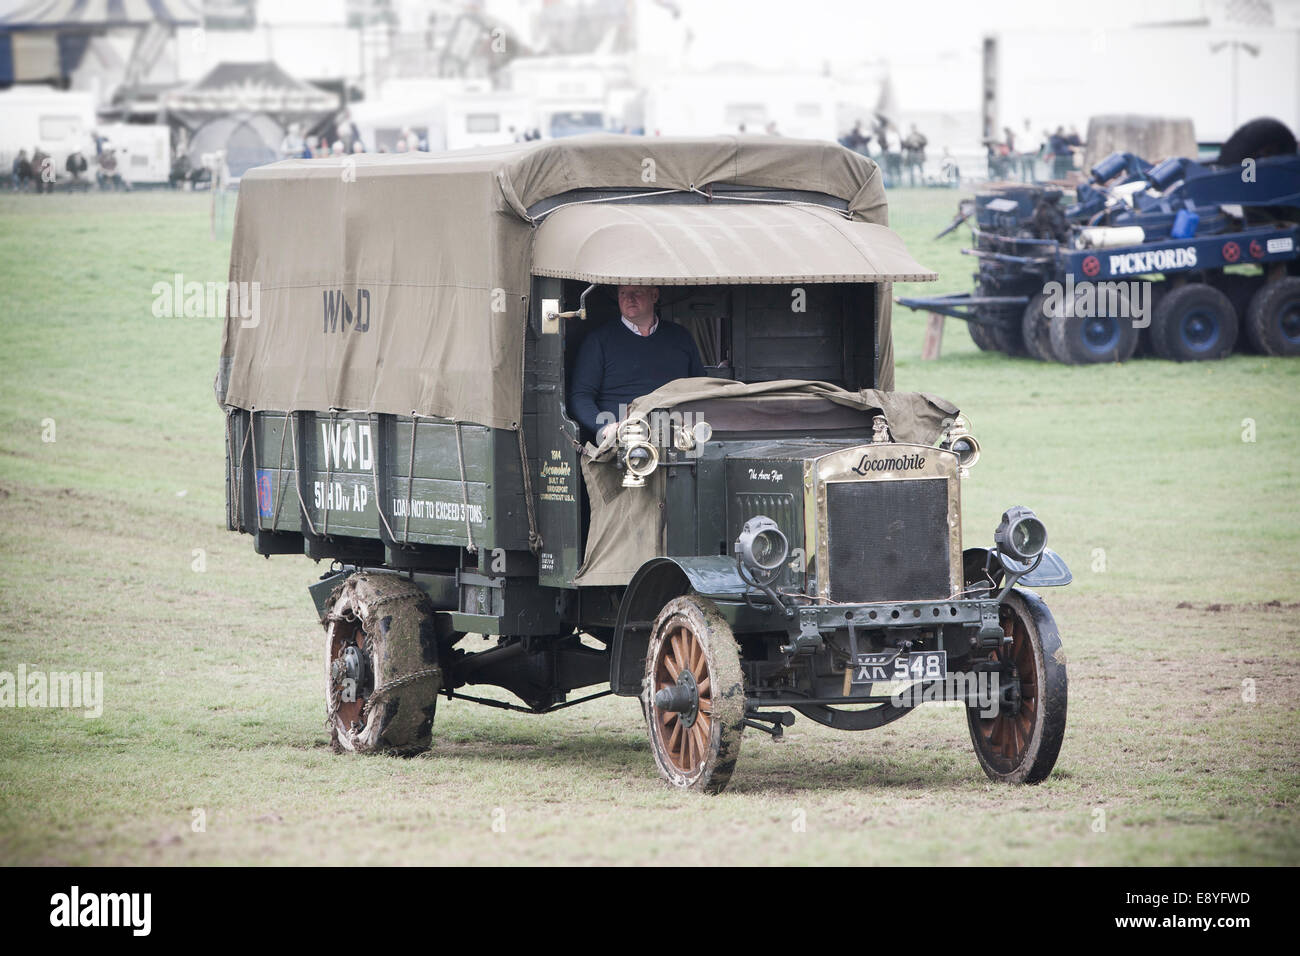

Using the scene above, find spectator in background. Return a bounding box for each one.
[986,138,1007,180]
[168,151,192,189]
[338,111,364,153]
[883,124,903,187]
[902,124,927,186]
[1049,126,1070,179]
[279,123,305,161]
[97,148,123,190]
[1001,126,1018,179]
[764,120,780,136]
[940,147,960,187]
[841,120,871,157]
[12,150,32,191]
[31,147,54,193]
[65,150,89,189]
[331,140,345,156]
[1020,119,1038,182]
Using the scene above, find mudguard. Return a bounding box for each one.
[610,556,750,696]
[1018,548,1073,587]
[965,546,1073,588]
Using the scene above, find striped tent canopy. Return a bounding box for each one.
[0,0,201,30]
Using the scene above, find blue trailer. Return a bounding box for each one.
[898,152,1300,363]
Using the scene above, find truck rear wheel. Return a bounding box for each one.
[1244,276,1300,356]
[1150,283,1238,361]
[643,595,745,794]
[325,571,442,756]
[966,590,1067,784]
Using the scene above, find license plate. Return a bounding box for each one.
[850,650,947,685]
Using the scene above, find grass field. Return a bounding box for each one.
[1,188,1297,866]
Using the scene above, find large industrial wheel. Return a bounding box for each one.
[983,309,1029,356]
[1244,276,1300,357]
[1149,283,1238,361]
[1048,285,1139,364]
[967,589,1067,784]
[325,571,442,755]
[1021,293,1058,362]
[967,316,1001,352]
[644,595,745,794]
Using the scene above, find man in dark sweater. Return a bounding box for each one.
[568,285,706,442]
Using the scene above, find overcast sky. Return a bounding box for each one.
[674,0,1281,67]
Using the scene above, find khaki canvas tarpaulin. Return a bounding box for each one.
[218,134,909,427]
[531,203,937,285]
[574,380,959,586]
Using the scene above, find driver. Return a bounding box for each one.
[568,285,705,443]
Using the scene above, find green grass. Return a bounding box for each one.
[1,189,1297,865]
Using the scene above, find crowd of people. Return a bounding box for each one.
[839,117,929,187]
[838,117,1087,186]
[9,136,132,193]
[986,123,1085,182]
[277,112,432,160]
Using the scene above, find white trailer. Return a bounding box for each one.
[0,88,96,182]
[95,123,172,186]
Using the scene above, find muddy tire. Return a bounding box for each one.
[1149,283,1238,361]
[1244,276,1300,356]
[967,589,1067,784]
[1021,293,1057,362]
[325,571,442,756]
[643,595,745,794]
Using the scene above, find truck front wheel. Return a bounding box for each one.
[966,589,1067,784]
[643,595,745,794]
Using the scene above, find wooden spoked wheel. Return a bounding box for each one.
[966,589,1068,784]
[644,595,745,794]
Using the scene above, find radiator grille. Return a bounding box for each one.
[826,478,950,603]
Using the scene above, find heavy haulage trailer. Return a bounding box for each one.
[219,136,1072,793]
[899,151,1300,363]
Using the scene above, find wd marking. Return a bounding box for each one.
[323,288,371,333]
[321,420,373,472]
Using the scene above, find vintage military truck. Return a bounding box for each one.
[219,136,1071,793]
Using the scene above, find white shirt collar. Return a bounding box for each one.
[622,315,658,336]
